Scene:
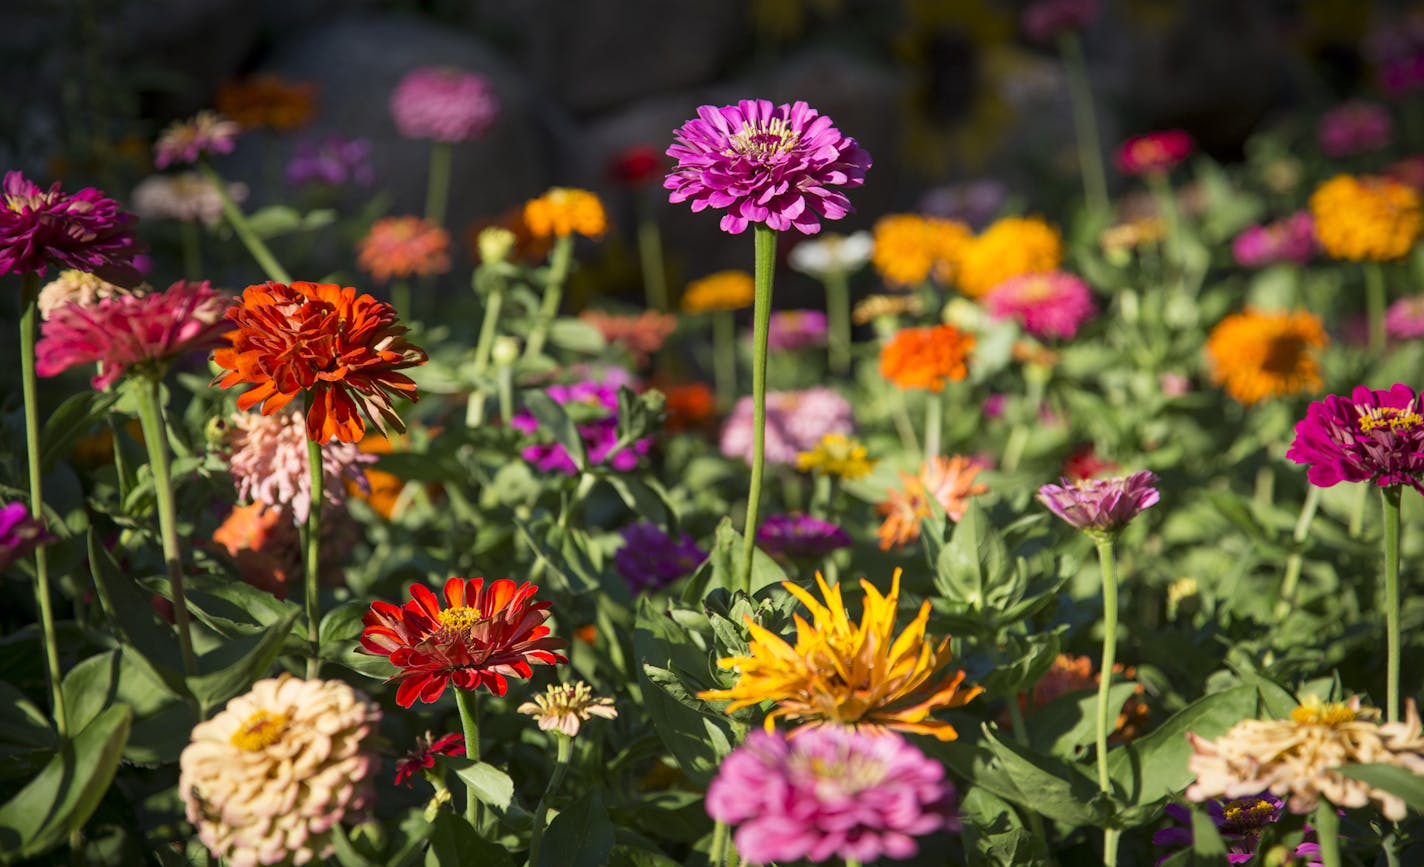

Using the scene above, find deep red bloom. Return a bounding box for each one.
[609,145,663,187]
[393,732,465,787]
[360,577,567,708]
[1114,130,1194,176]
[0,171,144,286]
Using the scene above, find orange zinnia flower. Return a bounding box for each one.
[879,325,975,391]
[214,281,428,444]
[215,75,316,132]
[1205,308,1328,405]
[357,216,452,283]
[877,455,989,549]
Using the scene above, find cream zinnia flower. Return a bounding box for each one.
[1186,696,1424,821]
[38,270,145,319]
[179,675,381,867]
[517,681,617,737]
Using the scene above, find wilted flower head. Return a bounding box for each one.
[1205,309,1327,406]
[665,98,871,235]
[787,230,873,278]
[614,521,707,594]
[1022,0,1098,42]
[154,111,241,169]
[1154,797,1321,866]
[796,432,875,480]
[223,408,374,524]
[721,387,854,466]
[983,271,1097,339]
[706,726,957,865]
[517,681,617,737]
[0,171,143,285]
[880,324,975,391]
[682,270,754,313]
[0,502,54,574]
[1310,174,1422,261]
[179,675,380,867]
[216,75,317,132]
[1286,383,1424,491]
[877,456,989,549]
[1114,130,1194,175]
[871,213,972,287]
[37,270,137,319]
[1037,470,1160,537]
[390,66,500,143]
[132,172,247,227]
[357,216,451,283]
[579,309,677,366]
[756,514,852,560]
[393,732,465,788]
[764,309,828,351]
[1232,212,1317,267]
[285,136,375,187]
[1318,101,1393,158]
[523,187,607,239]
[510,381,652,474]
[1386,295,1424,340]
[955,216,1062,298]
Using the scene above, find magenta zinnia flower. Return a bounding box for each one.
[983,270,1097,339]
[1318,101,1393,159]
[720,387,854,466]
[1286,383,1424,491]
[1232,212,1317,268]
[1386,295,1424,340]
[510,382,652,474]
[665,99,870,235]
[1114,130,1194,176]
[1037,470,1160,535]
[756,514,852,559]
[764,310,829,351]
[0,172,144,286]
[390,67,500,143]
[153,111,240,169]
[0,502,55,574]
[35,279,230,389]
[706,726,956,865]
[613,522,707,594]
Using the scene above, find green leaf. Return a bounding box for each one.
[1189,801,1228,857]
[319,600,370,646]
[978,725,1109,826]
[1025,683,1141,758]
[678,519,784,603]
[40,391,119,471]
[425,811,515,867]
[523,390,588,471]
[1338,763,1424,813]
[959,787,1051,867]
[536,789,615,867]
[548,319,607,354]
[603,475,676,530]
[147,572,301,639]
[607,845,684,867]
[448,760,515,811]
[0,682,57,785]
[60,651,121,734]
[86,532,189,697]
[936,500,1012,613]
[186,608,299,712]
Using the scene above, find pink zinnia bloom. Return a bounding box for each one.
[35,280,230,389]
[665,99,871,235]
[1037,470,1160,536]
[1021,0,1097,43]
[1286,383,1424,491]
[0,501,54,574]
[1318,101,1393,158]
[763,309,828,351]
[153,111,240,169]
[720,387,854,466]
[223,408,374,524]
[390,67,500,143]
[1114,130,1194,176]
[1232,212,1317,268]
[0,172,144,286]
[706,726,956,865]
[1386,295,1424,340]
[982,271,1096,339]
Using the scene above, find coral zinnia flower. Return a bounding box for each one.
[1286,383,1424,491]
[216,75,317,132]
[213,281,428,444]
[682,270,754,313]
[877,456,989,550]
[955,216,1062,299]
[1310,174,1422,262]
[1205,309,1328,406]
[699,570,982,740]
[356,215,452,283]
[359,577,567,707]
[880,324,975,391]
[871,213,972,287]
[523,187,607,239]
[0,171,144,286]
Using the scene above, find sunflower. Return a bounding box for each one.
[1204,308,1327,406]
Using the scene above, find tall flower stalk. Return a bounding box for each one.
[520,188,606,361]
[1382,485,1401,722]
[454,687,481,826]
[1059,32,1109,214]
[304,434,324,677]
[198,161,291,284]
[740,225,777,590]
[1093,535,1121,866]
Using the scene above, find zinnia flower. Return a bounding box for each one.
[756,514,851,559]
[132,172,247,227]
[357,216,451,283]
[0,171,143,285]
[608,144,663,187]
[706,726,957,865]
[787,230,873,279]
[880,325,975,391]
[213,281,428,444]
[955,216,1062,299]
[285,136,375,187]
[36,279,230,389]
[523,187,607,239]
[983,270,1097,339]
[665,99,871,235]
[1153,796,1322,866]
[1318,101,1393,158]
[154,111,241,169]
[579,309,677,366]
[393,732,465,788]
[0,501,54,574]
[390,67,500,143]
[1386,295,1424,340]
[1062,445,1120,482]
[1037,470,1160,536]
[211,501,357,598]
[1021,0,1098,42]
[870,213,972,287]
[682,270,754,313]
[877,456,989,549]
[223,408,374,523]
[1100,217,1166,257]
[1186,696,1424,821]
[852,293,925,325]
[1232,212,1317,267]
[1022,653,1149,742]
[659,380,716,432]
[216,75,317,132]
[516,681,617,737]
[796,432,875,480]
[613,521,707,594]
[1205,309,1328,406]
[1310,174,1422,261]
[1286,383,1424,491]
[510,381,653,474]
[721,387,854,466]
[764,309,828,351]
[37,270,138,319]
[359,576,567,707]
[699,570,983,739]
[1114,130,1194,175]
[179,675,380,867]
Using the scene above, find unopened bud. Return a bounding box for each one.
[492,335,521,367]
[478,227,516,265]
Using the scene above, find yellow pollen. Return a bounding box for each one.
[1222,798,1276,825]
[728,119,800,159]
[1291,700,1359,725]
[437,605,484,632]
[1358,403,1423,433]
[230,710,288,751]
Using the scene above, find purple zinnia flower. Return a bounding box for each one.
[983,271,1097,339]
[720,387,854,466]
[0,172,144,286]
[153,112,241,169]
[613,522,707,594]
[511,382,653,475]
[665,99,871,235]
[756,514,851,559]
[390,67,500,143]
[1153,797,1322,866]
[1317,101,1393,159]
[706,726,956,865]
[1232,212,1317,268]
[763,310,828,351]
[285,136,375,187]
[0,502,55,574]
[1037,470,1160,535]
[1286,383,1424,491]
[1385,295,1424,340]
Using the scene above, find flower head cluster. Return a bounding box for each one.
[706,726,957,865]
[285,136,375,187]
[1310,174,1422,261]
[877,456,989,549]
[721,387,854,466]
[1232,212,1317,267]
[1317,101,1393,158]
[1186,696,1424,821]
[390,67,500,143]
[870,213,972,287]
[700,570,983,739]
[613,521,707,594]
[360,576,567,706]
[0,502,54,574]
[393,732,465,788]
[154,112,241,169]
[1115,130,1194,175]
[665,99,871,235]
[880,325,975,391]
[1154,797,1321,866]
[179,675,380,867]
[579,309,677,366]
[214,281,427,443]
[223,408,374,523]
[523,187,607,240]
[764,309,828,351]
[0,171,143,285]
[983,271,1097,339]
[510,381,653,474]
[1286,383,1424,491]
[955,216,1062,298]
[796,432,875,480]
[682,270,754,313]
[756,514,852,560]
[1037,470,1160,537]
[517,681,617,737]
[37,270,137,319]
[1386,295,1424,340]
[1021,0,1098,42]
[36,280,230,389]
[787,230,873,279]
[132,172,247,227]
[1100,217,1167,257]
[216,75,316,132]
[1205,309,1327,406]
[357,216,452,283]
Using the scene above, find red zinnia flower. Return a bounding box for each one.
[359,577,567,708]
[213,281,427,444]
[393,732,465,787]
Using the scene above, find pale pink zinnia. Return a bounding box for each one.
[706,726,957,865]
[665,99,871,235]
[1232,212,1317,267]
[720,387,854,466]
[389,67,500,143]
[1317,101,1393,158]
[764,309,829,351]
[153,111,241,169]
[983,271,1097,339]
[1386,295,1424,340]
[1037,470,1160,535]
[223,408,374,524]
[35,280,230,389]
[132,172,247,227]
[0,171,144,286]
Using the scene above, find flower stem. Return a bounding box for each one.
[1314,800,1342,867]
[18,274,69,736]
[179,219,203,281]
[425,141,453,228]
[713,309,737,412]
[923,388,942,462]
[304,436,324,679]
[824,270,851,376]
[524,235,574,361]
[636,194,668,312]
[1350,482,1368,538]
[1382,485,1402,723]
[471,284,505,376]
[199,160,291,284]
[1276,485,1322,620]
[1366,261,1387,354]
[528,734,573,866]
[1059,32,1109,215]
[391,279,411,321]
[133,377,198,677]
[454,687,482,828]
[710,821,729,865]
[739,225,777,594]
[1146,171,1184,274]
[1093,536,1120,866]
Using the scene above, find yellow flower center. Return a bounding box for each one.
[729,118,800,160]
[1221,797,1277,828]
[1358,404,1423,433]
[230,710,288,751]
[437,605,484,633]
[1291,700,1360,725]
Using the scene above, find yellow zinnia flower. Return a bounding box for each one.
[796,433,875,480]
[681,270,755,313]
[955,215,1062,299]
[871,213,973,287]
[523,187,608,239]
[698,570,983,740]
[1310,174,1421,262]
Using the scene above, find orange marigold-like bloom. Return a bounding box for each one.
[877,456,989,550]
[1310,174,1422,262]
[213,281,428,444]
[357,216,451,283]
[956,216,1062,298]
[1205,309,1328,406]
[879,324,975,391]
[216,75,317,132]
[682,270,755,313]
[523,187,607,239]
[659,381,717,431]
[359,577,567,707]
[871,213,972,287]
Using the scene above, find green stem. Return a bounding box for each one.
[391,279,411,321]
[1382,485,1401,723]
[305,436,324,679]
[425,141,453,228]
[924,388,942,462]
[179,219,203,281]
[892,391,921,456]
[198,160,291,283]
[1146,171,1184,274]
[1103,828,1121,867]
[18,275,69,735]
[713,310,737,412]
[843,859,861,867]
[524,235,574,361]
[454,688,482,827]
[636,194,668,312]
[739,225,777,594]
[1276,485,1322,620]
[1093,536,1120,867]
[133,377,198,677]
[824,271,851,376]
[1313,801,1341,867]
[1059,32,1109,215]
[1366,261,1387,354]
[471,285,506,376]
[528,734,573,867]
[710,821,729,866]
[498,363,515,424]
